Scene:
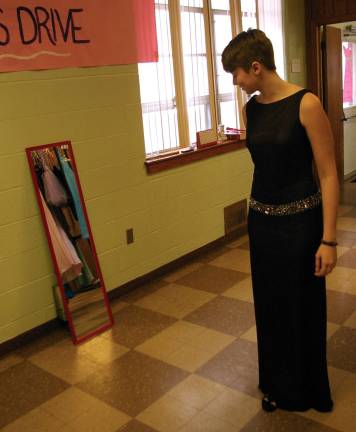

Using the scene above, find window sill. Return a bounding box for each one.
[144,139,247,174]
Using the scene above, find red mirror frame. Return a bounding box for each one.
[26,141,114,344]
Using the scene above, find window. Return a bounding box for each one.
[139,0,285,158]
[342,41,356,108]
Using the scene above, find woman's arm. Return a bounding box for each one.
[300,92,339,276]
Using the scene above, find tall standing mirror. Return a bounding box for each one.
[26,141,113,344]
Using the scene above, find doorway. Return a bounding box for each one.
[321,22,356,204]
[305,2,356,205]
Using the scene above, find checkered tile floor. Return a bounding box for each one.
[1,198,356,431]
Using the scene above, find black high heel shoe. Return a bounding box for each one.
[262,395,278,412]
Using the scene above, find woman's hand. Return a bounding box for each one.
[315,244,337,277]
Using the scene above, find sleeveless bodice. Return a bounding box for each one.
[246,89,318,204]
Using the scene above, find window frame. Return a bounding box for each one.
[141,0,285,173]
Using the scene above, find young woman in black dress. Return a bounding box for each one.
[222,29,339,413]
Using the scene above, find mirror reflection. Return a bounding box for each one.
[26,142,113,343]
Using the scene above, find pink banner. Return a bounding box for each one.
[0,0,158,72]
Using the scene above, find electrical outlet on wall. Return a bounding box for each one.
[126,228,134,244]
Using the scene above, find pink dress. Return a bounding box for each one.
[40,192,82,283]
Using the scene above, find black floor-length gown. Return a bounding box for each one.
[246,89,333,412]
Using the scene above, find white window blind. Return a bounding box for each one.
[258,0,285,78]
[138,1,179,156]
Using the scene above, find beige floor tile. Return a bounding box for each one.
[158,321,207,343]
[1,407,65,432]
[40,387,100,423]
[337,245,351,258]
[240,325,257,343]
[203,387,260,429]
[137,394,198,432]
[164,262,204,283]
[77,336,129,365]
[344,310,356,328]
[210,248,251,274]
[329,278,356,296]
[241,322,337,344]
[28,341,101,384]
[135,293,186,318]
[136,321,234,366]
[337,217,356,232]
[166,344,217,372]
[327,266,356,295]
[0,354,23,373]
[327,322,341,340]
[135,287,214,319]
[328,366,352,393]
[63,398,130,432]
[167,374,225,410]
[223,277,254,303]
[181,288,217,307]
[135,332,184,362]
[153,283,216,309]
[178,411,237,432]
[187,328,235,354]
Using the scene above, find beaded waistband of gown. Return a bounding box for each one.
[249,191,321,216]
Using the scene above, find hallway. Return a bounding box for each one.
[0,190,356,432]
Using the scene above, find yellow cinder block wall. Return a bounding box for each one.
[0,1,306,345]
[0,63,253,344]
[283,0,307,86]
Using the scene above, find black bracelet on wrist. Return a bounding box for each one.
[321,239,338,247]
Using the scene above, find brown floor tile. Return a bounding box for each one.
[13,326,68,359]
[0,354,24,373]
[196,245,233,263]
[344,309,356,328]
[175,264,249,294]
[0,361,69,429]
[236,240,250,250]
[197,338,260,398]
[336,229,356,248]
[119,279,168,303]
[226,234,249,249]
[343,206,356,218]
[76,350,189,417]
[326,289,356,324]
[103,304,177,348]
[336,248,356,269]
[163,262,204,283]
[327,326,356,373]
[117,419,158,431]
[340,184,356,206]
[184,296,255,337]
[239,409,340,432]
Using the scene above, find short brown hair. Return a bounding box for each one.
[222,28,276,73]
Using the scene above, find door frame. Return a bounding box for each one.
[305,4,356,182]
[305,6,356,95]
